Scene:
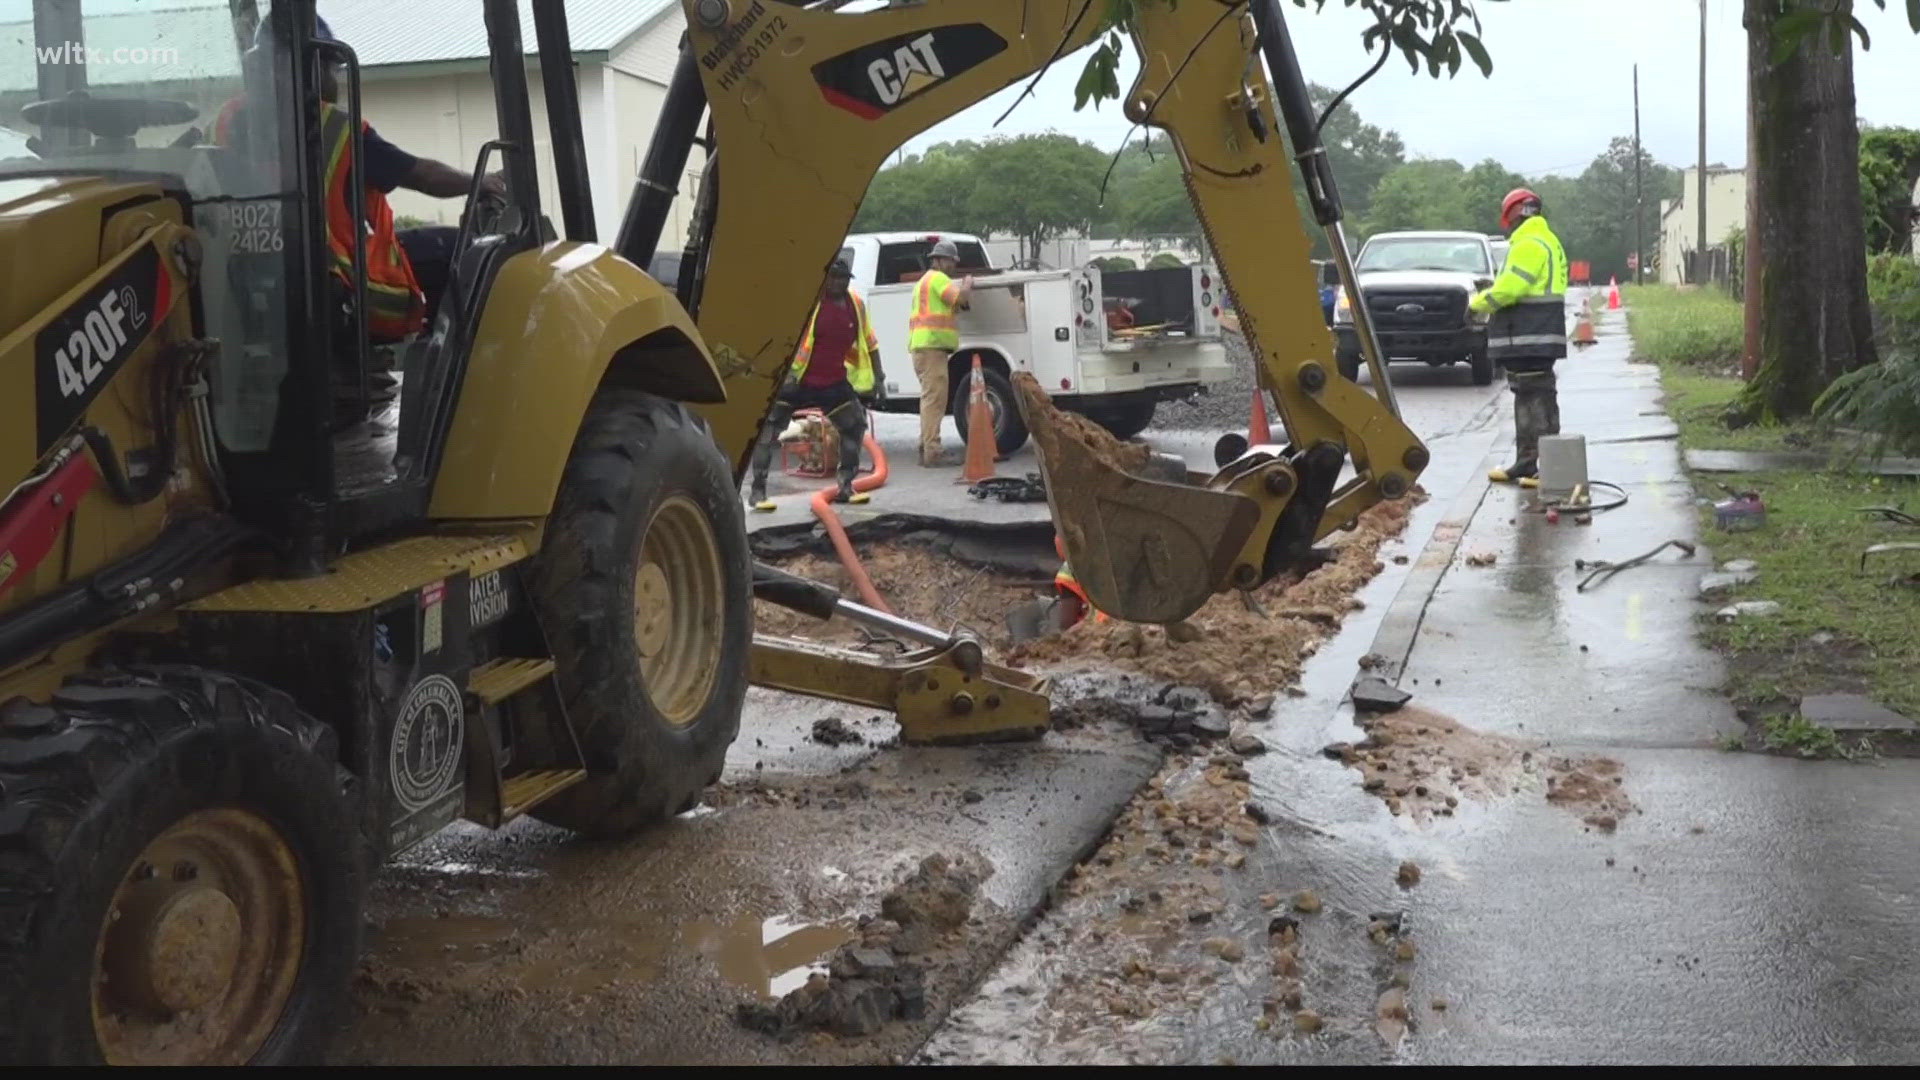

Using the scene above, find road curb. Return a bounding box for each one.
[1365,439,1505,684]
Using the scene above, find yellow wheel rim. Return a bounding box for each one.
[92,808,305,1065]
[635,494,725,726]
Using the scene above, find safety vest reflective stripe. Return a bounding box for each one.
[1053,563,1110,623]
[317,105,424,337]
[793,289,877,393]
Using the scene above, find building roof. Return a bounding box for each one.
[322,0,676,67]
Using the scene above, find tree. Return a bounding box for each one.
[1111,149,1200,242]
[1548,138,1680,283]
[1312,82,1407,223]
[1457,158,1528,234]
[1739,0,1881,420]
[1363,158,1468,234]
[965,134,1110,260]
[854,141,988,234]
[1859,125,1920,255]
[1078,1,1497,110]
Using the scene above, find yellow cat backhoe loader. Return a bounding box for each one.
[0,0,1420,1064]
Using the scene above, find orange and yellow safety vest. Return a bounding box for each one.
[1054,561,1109,624]
[214,97,425,340]
[793,288,879,393]
[908,268,962,351]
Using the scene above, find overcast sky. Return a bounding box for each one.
[895,0,1920,178]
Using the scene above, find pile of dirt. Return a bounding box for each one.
[811,717,866,747]
[1544,756,1634,832]
[1014,497,1419,711]
[1329,705,1531,820]
[880,852,991,938]
[1013,370,1152,473]
[755,548,1045,651]
[735,853,989,1041]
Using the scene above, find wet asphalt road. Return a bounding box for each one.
[930,297,1920,1066]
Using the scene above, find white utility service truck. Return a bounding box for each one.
[837,232,1231,453]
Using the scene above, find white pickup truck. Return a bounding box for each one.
[837,232,1231,453]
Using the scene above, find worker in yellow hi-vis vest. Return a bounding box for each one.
[908,239,974,467]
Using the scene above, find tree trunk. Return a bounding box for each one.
[1740,0,1878,420]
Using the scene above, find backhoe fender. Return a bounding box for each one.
[430,242,727,521]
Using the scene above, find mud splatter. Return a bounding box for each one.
[1336,705,1637,829]
[1544,756,1635,832]
[1333,705,1530,821]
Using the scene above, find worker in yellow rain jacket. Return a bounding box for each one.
[748,258,883,509]
[908,239,974,467]
[1471,188,1569,487]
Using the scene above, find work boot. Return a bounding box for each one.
[920,447,951,468]
[748,481,774,513]
[1489,460,1539,485]
[830,479,870,505]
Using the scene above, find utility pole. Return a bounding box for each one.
[1634,65,1644,285]
[1697,0,1709,284]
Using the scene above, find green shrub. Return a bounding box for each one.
[1867,252,1920,328]
[1622,284,1743,368]
[1146,252,1184,269]
[1817,254,1920,456]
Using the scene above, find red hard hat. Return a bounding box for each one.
[1501,187,1541,230]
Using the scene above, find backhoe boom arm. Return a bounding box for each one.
[665,0,1426,624]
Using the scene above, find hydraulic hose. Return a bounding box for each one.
[810,430,891,613]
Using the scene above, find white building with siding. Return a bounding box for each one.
[324,0,700,245]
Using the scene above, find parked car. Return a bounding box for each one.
[1331,230,1498,386]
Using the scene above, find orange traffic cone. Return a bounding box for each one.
[1572,305,1597,347]
[958,357,999,483]
[1607,276,1622,310]
[1248,388,1272,446]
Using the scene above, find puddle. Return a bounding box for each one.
[685,914,855,1000]
[375,914,518,963]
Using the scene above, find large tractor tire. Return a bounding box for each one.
[1082,399,1157,441]
[0,667,363,1065]
[530,387,751,838]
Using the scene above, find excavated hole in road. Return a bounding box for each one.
[752,495,1422,719]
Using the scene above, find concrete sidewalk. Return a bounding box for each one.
[1371,305,1920,1065]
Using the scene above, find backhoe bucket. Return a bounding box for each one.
[1014,375,1261,625]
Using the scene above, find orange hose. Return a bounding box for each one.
[811,430,891,612]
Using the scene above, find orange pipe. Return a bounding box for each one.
[811,431,891,612]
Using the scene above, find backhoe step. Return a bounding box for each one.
[468,657,555,705]
[500,769,589,819]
